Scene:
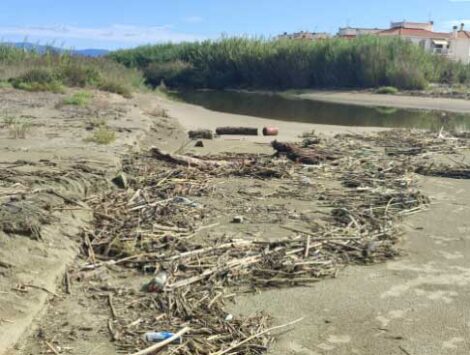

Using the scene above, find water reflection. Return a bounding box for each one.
[172,91,470,131]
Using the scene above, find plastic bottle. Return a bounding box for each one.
[143,331,182,344]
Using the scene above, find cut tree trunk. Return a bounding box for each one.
[216,127,258,136]
[188,129,214,140]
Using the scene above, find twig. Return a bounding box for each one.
[399,345,412,355]
[0,260,13,269]
[27,284,60,298]
[107,319,118,341]
[212,318,304,355]
[108,293,117,319]
[304,235,311,258]
[64,271,71,295]
[45,341,60,355]
[130,327,191,355]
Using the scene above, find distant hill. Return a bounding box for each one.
[3,42,109,57]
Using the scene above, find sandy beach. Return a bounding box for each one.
[2,90,470,355]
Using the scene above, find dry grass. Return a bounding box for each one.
[0,45,144,97]
[85,125,117,144]
[1,116,32,138]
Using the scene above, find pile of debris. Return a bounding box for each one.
[64,129,470,354]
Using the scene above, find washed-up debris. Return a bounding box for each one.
[75,129,470,354]
[272,140,338,165]
[143,331,182,344]
[188,129,214,140]
[262,127,279,136]
[112,172,128,189]
[416,165,470,179]
[144,271,168,292]
[216,127,258,136]
[0,200,52,240]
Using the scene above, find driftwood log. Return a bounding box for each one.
[216,127,258,136]
[188,129,213,140]
[271,140,337,165]
[150,147,255,170]
[150,147,228,168]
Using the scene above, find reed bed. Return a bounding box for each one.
[110,36,470,90]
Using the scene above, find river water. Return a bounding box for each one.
[172,90,470,131]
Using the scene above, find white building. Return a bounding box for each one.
[449,24,470,64]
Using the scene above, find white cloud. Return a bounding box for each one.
[0,24,204,45]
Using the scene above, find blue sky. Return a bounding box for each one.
[1,0,469,50]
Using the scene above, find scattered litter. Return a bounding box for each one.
[232,215,244,224]
[145,271,168,292]
[143,331,182,344]
[262,127,279,136]
[172,196,202,208]
[112,172,128,189]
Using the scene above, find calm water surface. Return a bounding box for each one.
[173,90,470,131]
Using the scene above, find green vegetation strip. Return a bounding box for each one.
[110,36,470,90]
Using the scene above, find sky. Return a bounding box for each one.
[1,0,470,50]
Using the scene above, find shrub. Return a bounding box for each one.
[376,86,399,94]
[98,80,132,98]
[85,126,116,144]
[63,91,93,106]
[84,116,107,129]
[58,64,102,87]
[10,68,64,93]
[1,46,143,96]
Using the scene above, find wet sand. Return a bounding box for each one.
[164,96,470,355]
[290,90,470,113]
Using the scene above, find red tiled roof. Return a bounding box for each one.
[457,31,470,39]
[378,27,451,39]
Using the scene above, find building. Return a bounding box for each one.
[377,21,452,55]
[337,27,385,39]
[337,21,470,64]
[449,24,470,64]
[376,21,470,63]
[390,21,434,31]
[277,31,331,40]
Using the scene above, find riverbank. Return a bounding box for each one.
[160,95,386,154]
[4,91,470,355]
[286,90,470,113]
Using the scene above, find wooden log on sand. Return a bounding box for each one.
[188,129,214,140]
[150,147,254,169]
[216,127,258,136]
[150,147,228,168]
[271,140,337,165]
